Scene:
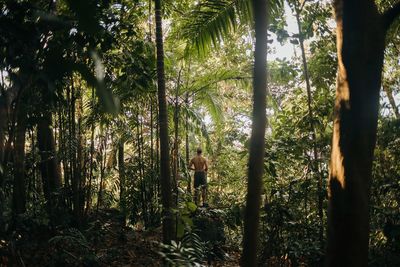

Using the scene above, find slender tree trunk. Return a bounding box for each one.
[292,0,324,244]
[148,0,152,41]
[0,95,7,222]
[185,93,190,192]
[326,1,400,266]
[37,114,62,224]
[75,92,84,224]
[0,96,6,171]
[150,99,154,170]
[137,113,148,226]
[241,0,268,266]
[0,73,5,173]
[155,0,175,244]
[13,104,27,215]
[156,100,160,197]
[118,139,126,225]
[382,84,400,119]
[70,77,81,224]
[173,68,182,204]
[97,129,107,212]
[86,88,96,214]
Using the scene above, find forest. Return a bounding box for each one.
[0,0,400,266]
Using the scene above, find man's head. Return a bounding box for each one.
[197,147,202,155]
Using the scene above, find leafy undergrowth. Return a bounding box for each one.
[0,209,241,267]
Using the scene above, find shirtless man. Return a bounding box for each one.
[189,148,208,207]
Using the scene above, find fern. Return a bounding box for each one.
[158,231,208,267]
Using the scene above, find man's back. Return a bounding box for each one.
[190,155,207,172]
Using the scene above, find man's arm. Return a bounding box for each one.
[204,158,208,172]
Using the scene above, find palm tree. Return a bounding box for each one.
[155,0,175,244]
[179,1,282,265]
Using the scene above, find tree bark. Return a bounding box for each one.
[241,0,268,266]
[86,87,96,215]
[37,113,62,223]
[118,139,126,225]
[155,0,175,244]
[173,68,182,206]
[13,103,27,215]
[327,1,400,266]
[0,96,7,207]
[185,93,190,192]
[0,96,6,171]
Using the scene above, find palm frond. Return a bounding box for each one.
[181,105,213,153]
[196,89,224,125]
[180,0,252,55]
[180,0,284,56]
[185,69,249,94]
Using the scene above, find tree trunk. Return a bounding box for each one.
[0,95,6,171]
[86,88,96,214]
[37,114,62,223]
[155,0,175,244]
[137,113,148,226]
[118,139,126,225]
[185,93,190,192]
[241,0,268,266]
[292,0,324,244]
[382,84,400,119]
[75,92,84,224]
[150,99,154,170]
[173,68,182,207]
[97,129,107,212]
[326,1,400,266]
[13,104,27,215]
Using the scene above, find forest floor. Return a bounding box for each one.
[1,209,241,267]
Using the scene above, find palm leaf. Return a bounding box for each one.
[180,0,252,55]
[180,0,283,55]
[181,105,213,153]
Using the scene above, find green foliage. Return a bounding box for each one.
[48,228,99,266]
[180,0,252,55]
[159,231,208,266]
[369,118,400,266]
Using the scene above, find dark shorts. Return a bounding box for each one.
[194,171,207,189]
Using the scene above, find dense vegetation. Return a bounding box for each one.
[0,0,399,266]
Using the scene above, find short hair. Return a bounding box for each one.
[197,148,202,154]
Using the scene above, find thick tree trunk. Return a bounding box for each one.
[155,0,175,244]
[13,104,27,215]
[327,1,400,266]
[241,0,268,266]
